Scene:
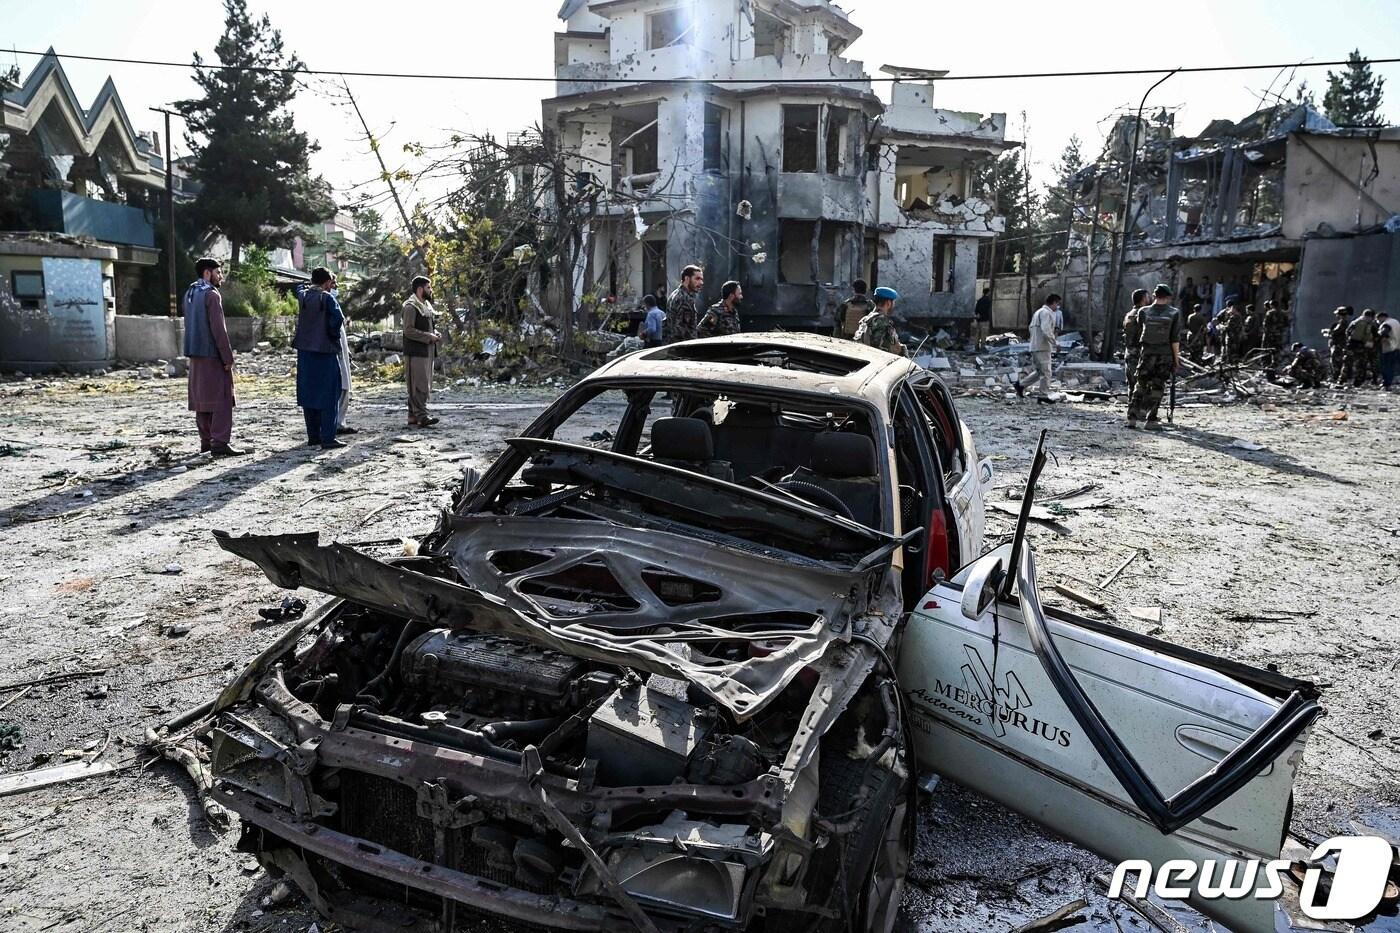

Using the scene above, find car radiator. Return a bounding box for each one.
[336,771,570,898]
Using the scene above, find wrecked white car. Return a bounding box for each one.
[198,334,1321,933]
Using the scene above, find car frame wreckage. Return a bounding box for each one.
[175,334,1326,933]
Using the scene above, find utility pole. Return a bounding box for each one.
[149,107,180,316]
[1021,111,1033,326]
[1103,68,1179,361]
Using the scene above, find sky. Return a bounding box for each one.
[6,0,1400,228]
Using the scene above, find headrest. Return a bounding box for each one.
[651,417,714,462]
[810,432,877,479]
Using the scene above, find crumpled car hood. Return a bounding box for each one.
[216,524,879,719]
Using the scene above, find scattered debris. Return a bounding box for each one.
[161,562,183,575]
[1052,583,1107,612]
[1098,549,1142,589]
[0,722,22,751]
[1230,439,1266,451]
[0,668,109,694]
[1127,606,1164,625]
[0,757,132,798]
[161,622,192,638]
[257,596,307,624]
[1011,898,1090,933]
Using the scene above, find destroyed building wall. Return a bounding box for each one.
[1283,132,1400,239]
[543,1,1012,332]
[1294,231,1400,348]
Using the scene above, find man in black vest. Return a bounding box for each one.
[402,275,441,427]
[293,267,346,450]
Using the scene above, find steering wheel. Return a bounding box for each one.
[775,480,856,521]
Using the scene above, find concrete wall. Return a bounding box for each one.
[0,251,116,371]
[1293,232,1400,349]
[114,315,182,362]
[1284,134,1400,239]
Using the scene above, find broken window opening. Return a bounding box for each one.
[646,8,694,50]
[752,10,789,58]
[642,238,668,302]
[778,220,837,285]
[783,105,820,173]
[932,237,956,293]
[704,103,729,174]
[826,107,853,176]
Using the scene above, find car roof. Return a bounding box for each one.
[587,332,919,410]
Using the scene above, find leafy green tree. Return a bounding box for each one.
[176,0,333,267]
[973,149,1034,276]
[337,209,415,323]
[1034,136,1084,273]
[1324,50,1386,127]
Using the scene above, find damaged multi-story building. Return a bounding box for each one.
[540,0,1014,330]
[1035,101,1400,351]
[0,50,173,370]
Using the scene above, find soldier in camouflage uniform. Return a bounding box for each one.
[1261,300,1290,366]
[1342,308,1378,386]
[1285,343,1326,389]
[1218,298,1245,364]
[1326,307,1351,382]
[696,281,743,339]
[1121,289,1149,412]
[664,264,704,343]
[854,286,905,355]
[1185,303,1209,364]
[1242,304,1263,360]
[1127,285,1182,429]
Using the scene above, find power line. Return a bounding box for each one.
[10,47,1400,85]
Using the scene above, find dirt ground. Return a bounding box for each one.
[0,353,1397,933]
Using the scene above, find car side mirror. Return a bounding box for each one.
[961,553,1006,621]
[978,457,994,486]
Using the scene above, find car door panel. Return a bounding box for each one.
[899,546,1317,933]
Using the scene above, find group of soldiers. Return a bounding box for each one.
[1324,306,1395,387]
[1125,286,1396,407]
[1180,296,1292,367]
[649,270,907,355]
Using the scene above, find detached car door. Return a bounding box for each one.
[900,543,1321,931]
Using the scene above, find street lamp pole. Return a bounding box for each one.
[1103,68,1179,361]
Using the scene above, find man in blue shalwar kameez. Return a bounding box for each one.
[293,267,347,450]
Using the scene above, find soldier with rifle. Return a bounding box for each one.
[1127,285,1182,430]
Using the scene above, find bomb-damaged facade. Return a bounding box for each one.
[540,0,1016,331]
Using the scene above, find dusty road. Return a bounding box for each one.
[0,356,1397,933]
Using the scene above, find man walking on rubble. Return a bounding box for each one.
[1121,288,1150,412]
[1342,308,1378,386]
[697,281,743,338]
[1127,285,1182,430]
[1378,311,1399,389]
[666,265,704,342]
[1013,294,1061,399]
[293,268,347,451]
[1185,302,1209,364]
[854,286,905,356]
[402,275,442,427]
[183,257,247,457]
[835,279,874,341]
[1327,307,1351,383]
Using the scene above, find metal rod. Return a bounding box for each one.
[1103,69,1179,362]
